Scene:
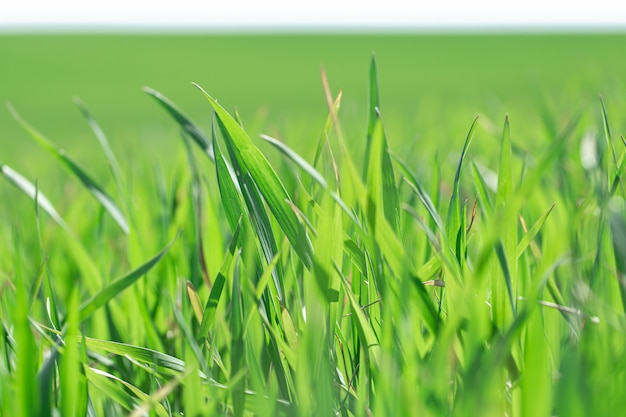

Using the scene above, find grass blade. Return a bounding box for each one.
[1,164,67,228]
[7,104,129,235]
[446,116,479,263]
[144,87,214,161]
[194,83,313,269]
[516,204,555,258]
[79,234,177,320]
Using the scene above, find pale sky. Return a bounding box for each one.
[1,0,626,29]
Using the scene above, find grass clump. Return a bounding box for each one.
[1,55,625,417]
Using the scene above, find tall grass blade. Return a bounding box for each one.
[493,116,517,326]
[13,261,39,417]
[60,289,80,417]
[446,116,479,263]
[194,83,313,269]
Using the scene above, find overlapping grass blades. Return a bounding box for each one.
[194,83,314,270]
[1,55,625,416]
[8,104,130,235]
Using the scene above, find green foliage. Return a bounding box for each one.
[1,45,625,417]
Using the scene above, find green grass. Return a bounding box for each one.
[1,33,626,416]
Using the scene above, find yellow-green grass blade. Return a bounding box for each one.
[493,116,517,327]
[79,234,177,320]
[312,91,342,170]
[144,87,214,161]
[194,83,314,269]
[366,116,400,233]
[516,204,555,259]
[364,55,400,232]
[8,104,129,235]
[13,257,39,417]
[186,281,204,324]
[60,289,80,417]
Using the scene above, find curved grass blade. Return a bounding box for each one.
[85,367,169,417]
[471,160,495,219]
[446,116,479,264]
[214,121,286,299]
[261,133,361,230]
[393,154,444,233]
[7,104,129,235]
[1,164,67,228]
[73,97,125,194]
[84,338,188,374]
[262,134,328,188]
[144,87,214,161]
[79,234,177,320]
[194,83,313,269]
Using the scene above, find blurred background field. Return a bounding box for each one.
[2,33,626,171]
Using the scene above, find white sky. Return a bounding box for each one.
[1,0,626,29]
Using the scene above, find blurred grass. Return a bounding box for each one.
[2,33,626,165]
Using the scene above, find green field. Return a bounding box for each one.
[1,33,626,416]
